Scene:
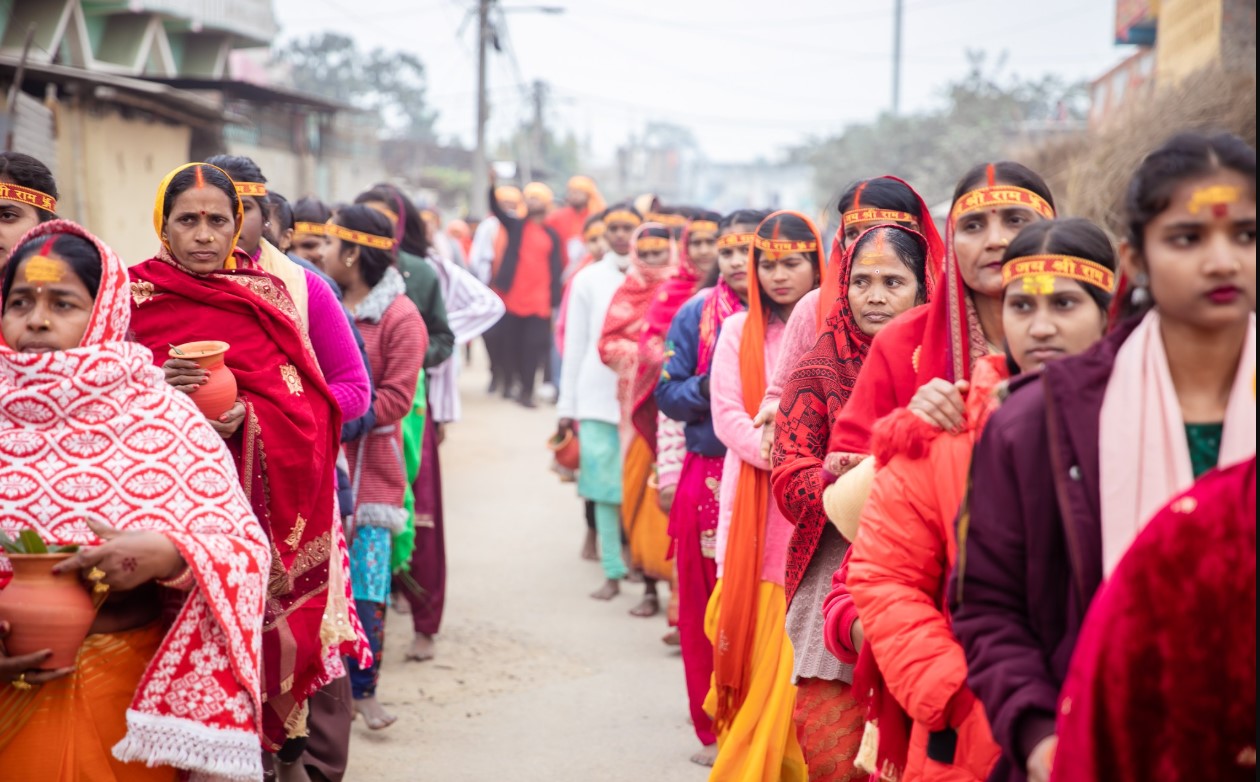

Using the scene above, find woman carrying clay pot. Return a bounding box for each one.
[127,163,372,766]
[0,219,269,780]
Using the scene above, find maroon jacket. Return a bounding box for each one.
[948,317,1141,782]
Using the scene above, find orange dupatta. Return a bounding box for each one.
[712,211,825,731]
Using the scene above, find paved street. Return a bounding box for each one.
[346,353,710,782]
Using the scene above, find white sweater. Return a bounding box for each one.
[556,253,627,425]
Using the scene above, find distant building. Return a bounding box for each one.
[1091,0,1255,126]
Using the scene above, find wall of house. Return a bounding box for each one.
[53,99,191,263]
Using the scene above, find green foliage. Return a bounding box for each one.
[274,33,438,140]
[0,529,78,554]
[806,51,1087,208]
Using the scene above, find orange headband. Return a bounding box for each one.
[365,202,400,226]
[753,236,819,254]
[1001,254,1115,294]
[0,182,57,213]
[951,186,1055,221]
[842,207,916,228]
[717,232,756,249]
[234,181,267,198]
[647,212,688,228]
[293,222,328,236]
[584,223,606,241]
[689,220,719,236]
[604,210,642,227]
[636,236,671,252]
[326,222,395,251]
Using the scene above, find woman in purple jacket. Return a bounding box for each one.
[950,131,1256,782]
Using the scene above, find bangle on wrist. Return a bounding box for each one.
[157,564,195,591]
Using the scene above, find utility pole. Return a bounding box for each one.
[530,79,547,180]
[471,0,492,218]
[891,0,903,115]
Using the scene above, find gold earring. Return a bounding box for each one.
[344,256,356,268]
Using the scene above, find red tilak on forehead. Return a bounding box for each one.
[986,163,997,188]
[1213,203,1229,218]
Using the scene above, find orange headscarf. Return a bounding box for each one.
[568,175,606,215]
[712,210,825,731]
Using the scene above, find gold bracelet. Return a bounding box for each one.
[157,564,195,591]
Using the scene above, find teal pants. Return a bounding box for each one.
[594,500,626,580]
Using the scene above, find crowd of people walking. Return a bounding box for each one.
[0,126,1255,782]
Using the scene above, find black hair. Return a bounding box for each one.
[268,191,295,233]
[3,232,102,306]
[850,225,929,300]
[203,154,268,214]
[0,152,59,223]
[720,209,770,231]
[333,205,396,288]
[293,196,332,225]
[161,164,239,226]
[952,161,1056,214]
[1003,218,1118,312]
[582,213,605,234]
[837,177,923,220]
[601,202,642,222]
[1125,131,1256,256]
[355,184,429,258]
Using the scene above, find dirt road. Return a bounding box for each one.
[344,358,712,782]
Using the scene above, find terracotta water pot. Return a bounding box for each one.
[170,340,237,419]
[548,429,581,471]
[0,553,96,669]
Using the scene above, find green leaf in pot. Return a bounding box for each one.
[18,530,48,554]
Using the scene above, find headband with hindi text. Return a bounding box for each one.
[233,182,268,198]
[326,222,396,251]
[951,186,1055,221]
[0,183,57,213]
[717,232,756,250]
[842,207,916,228]
[1001,254,1115,295]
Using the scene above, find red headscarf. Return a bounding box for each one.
[598,224,677,437]
[0,220,270,778]
[827,167,1055,456]
[713,210,825,731]
[774,224,932,604]
[630,223,708,450]
[129,166,361,748]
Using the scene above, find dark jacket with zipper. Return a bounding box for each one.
[948,316,1141,782]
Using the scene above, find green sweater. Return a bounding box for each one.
[397,250,455,368]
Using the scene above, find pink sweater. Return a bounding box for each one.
[305,270,372,421]
[760,287,822,415]
[710,311,792,585]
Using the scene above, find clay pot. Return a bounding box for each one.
[170,340,237,419]
[548,429,581,471]
[0,553,96,669]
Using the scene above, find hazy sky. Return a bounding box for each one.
[271,0,1135,163]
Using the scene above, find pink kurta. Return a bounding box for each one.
[760,287,822,415]
[710,310,793,584]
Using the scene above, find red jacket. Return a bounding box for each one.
[847,355,1007,781]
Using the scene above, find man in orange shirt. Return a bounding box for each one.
[547,175,606,269]
[489,178,565,408]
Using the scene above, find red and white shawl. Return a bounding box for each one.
[0,220,270,781]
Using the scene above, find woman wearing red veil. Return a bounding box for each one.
[818,162,1055,782]
[127,163,369,759]
[597,222,678,615]
[774,220,933,781]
